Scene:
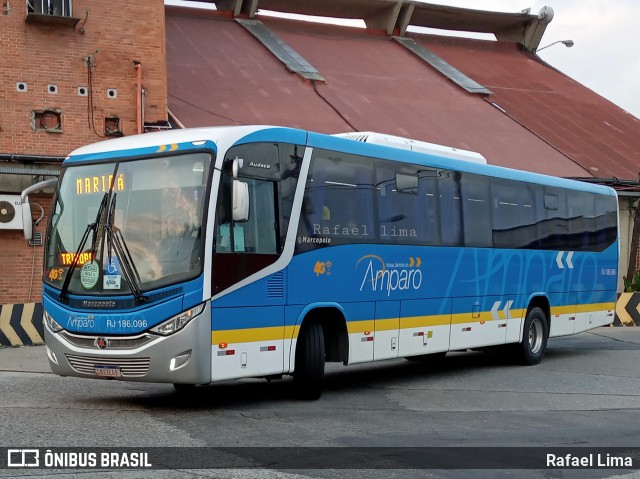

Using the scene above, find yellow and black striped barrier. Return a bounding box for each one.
[614,293,640,326]
[0,303,45,347]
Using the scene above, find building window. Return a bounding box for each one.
[32,110,62,132]
[27,0,71,16]
[26,0,80,26]
[104,116,123,137]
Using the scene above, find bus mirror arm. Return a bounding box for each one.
[21,178,57,241]
[232,157,243,178]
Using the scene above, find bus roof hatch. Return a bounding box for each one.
[333,131,487,164]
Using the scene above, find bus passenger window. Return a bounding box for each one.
[297,149,375,250]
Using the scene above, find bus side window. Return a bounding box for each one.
[536,188,568,250]
[438,170,462,246]
[242,178,277,254]
[215,178,233,252]
[460,173,492,247]
[376,160,437,245]
[298,149,375,249]
[491,179,536,249]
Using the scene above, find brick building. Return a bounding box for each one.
[0,0,168,304]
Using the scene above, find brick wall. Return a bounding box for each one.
[0,0,167,304]
[0,0,167,154]
[0,194,51,304]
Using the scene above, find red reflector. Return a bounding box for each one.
[226,350,235,356]
[366,337,374,342]
[463,327,472,332]
[267,345,276,351]
[417,332,424,336]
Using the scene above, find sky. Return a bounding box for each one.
[166,0,640,119]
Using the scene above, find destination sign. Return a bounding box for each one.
[76,173,125,195]
[60,252,94,265]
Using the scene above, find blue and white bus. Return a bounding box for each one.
[39,126,619,399]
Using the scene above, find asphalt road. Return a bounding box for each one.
[1,327,639,479]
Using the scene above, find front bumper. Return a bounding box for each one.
[44,303,212,385]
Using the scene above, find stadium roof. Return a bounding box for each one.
[166,3,640,186]
[199,0,553,48]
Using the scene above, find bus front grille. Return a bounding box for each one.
[59,331,156,350]
[65,354,150,377]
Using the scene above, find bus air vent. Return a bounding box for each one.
[267,272,284,298]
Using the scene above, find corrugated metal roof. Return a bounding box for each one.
[166,7,640,181]
[418,35,640,181]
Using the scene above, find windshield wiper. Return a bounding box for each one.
[105,193,147,303]
[58,192,109,303]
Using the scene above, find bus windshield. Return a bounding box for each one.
[44,152,211,296]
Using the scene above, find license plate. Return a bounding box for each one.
[94,365,122,378]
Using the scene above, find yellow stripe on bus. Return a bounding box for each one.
[574,302,615,314]
[347,320,375,334]
[212,326,293,344]
[373,318,399,332]
[401,315,450,328]
[210,303,613,345]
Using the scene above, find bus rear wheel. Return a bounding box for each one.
[514,306,548,365]
[293,321,325,400]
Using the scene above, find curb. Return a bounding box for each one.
[0,303,45,347]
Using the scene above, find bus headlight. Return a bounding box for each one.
[44,310,63,332]
[150,304,205,336]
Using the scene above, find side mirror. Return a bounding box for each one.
[232,180,249,222]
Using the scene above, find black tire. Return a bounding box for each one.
[514,306,548,365]
[293,321,325,400]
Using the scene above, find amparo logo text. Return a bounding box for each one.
[357,254,422,297]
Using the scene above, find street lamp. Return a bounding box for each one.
[536,39,575,52]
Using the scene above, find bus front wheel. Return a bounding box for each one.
[293,321,325,400]
[514,306,548,365]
